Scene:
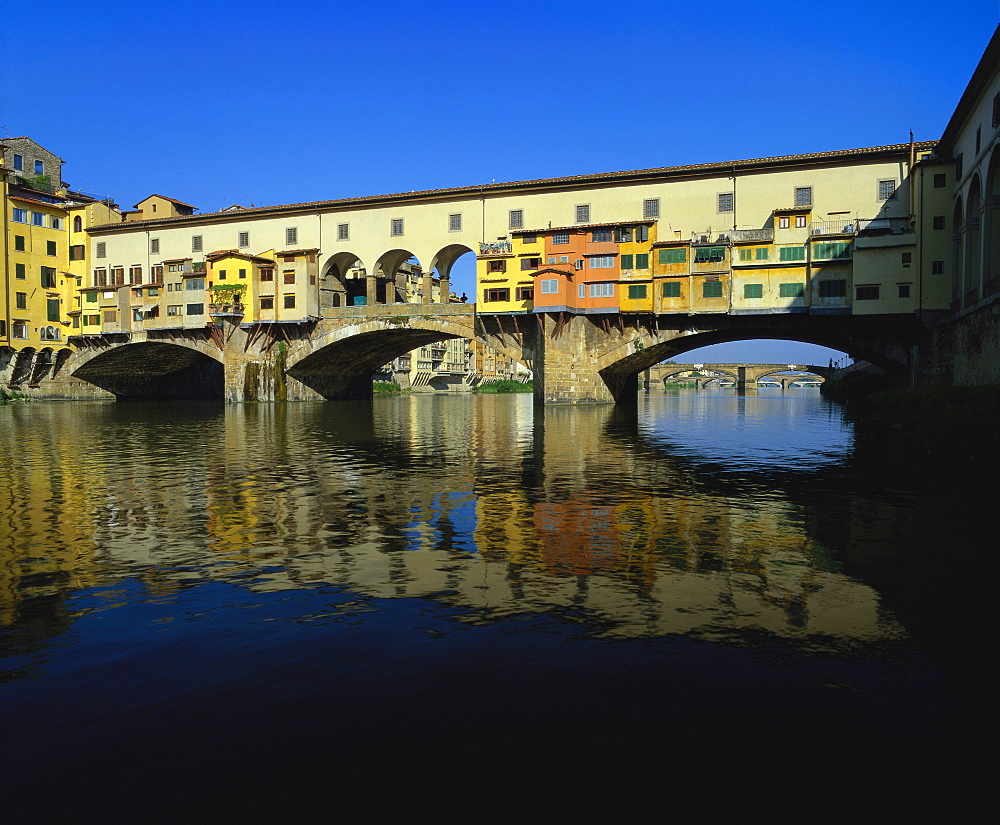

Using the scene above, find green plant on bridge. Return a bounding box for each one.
[210,284,247,304]
[383,315,410,326]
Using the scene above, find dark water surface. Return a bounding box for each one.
[1,390,995,817]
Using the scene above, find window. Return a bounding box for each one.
[932,216,945,230]
[933,173,946,188]
[509,209,523,230]
[150,238,159,254]
[74,216,82,232]
[778,216,790,229]
[15,263,25,279]
[901,252,912,265]
[794,187,812,207]
[521,257,541,270]
[12,208,27,223]
[34,160,43,175]
[779,246,806,261]
[932,260,945,274]
[578,284,586,299]
[739,248,752,262]
[813,241,851,260]
[283,295,296,309]
[15,292,27,310]
[483,288,510,302]
[662,281,681,298]
[879,180,897,200]
[856,285,880,300]
[487,259,506,273]
[819,280,846,297]
[186,303,205,315]
[993,93,1000,128]
[744,284,763,299]
[718,193,734,213]
[449,214,462,232]
[693,246,725,263]
[14,235,25,251]
[756,248,768,261]
[239,268,246,279]
[516,286,534,300]
[70,245,85,260]
[95,241,106,258]
[51,217,62,230]
[338,223,349,241]
[643,198,660,219]
[148,287,159,297]
[217,269,227,280]
[779,282,804,298]
[260,297,274,310]
[128,266,142,285]
[956,154,963,181]
[795,215,807,228]
[589,256,615,269]
[592,228,613,242]
[46,240,57,256]
[260,267,274,282]
[13,321,28,339]
[186,278,205,290]
[627,284,647,300]
[167,305,181,316]
[522,234,537,244]
[192,235,203,253]
[283,271,296,284]
[976,126,982,155]
[702,281,723,298]
[41,267,57,288]
[635,254,649,270]
[151,265,163,283]
[104,310,117,323]
[110,266,124,285]
[614,227,633,243]
[390,218,404,236]
[83,315,99,326]
[13,154,23,171]
[286,227,298,246]
[46,299,60,323]
[552,232,569,245]
[898,284,911,298]
[621,254,633,269]
[93,267,107,286]
[575,204,590,223]
[658,248,686,265]
[238,231,249,248]
[589,283,614,298]
[540,279,559,294]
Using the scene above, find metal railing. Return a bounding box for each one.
[810,218,857,236]
[857,217,912,235]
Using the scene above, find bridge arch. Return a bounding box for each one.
[374,248,422,304]
[429,243,476,301]
[69,339,224,400]
[953,193,964,304]
[985,147,1000,285]
[965,175,982,299]
[320,251,367,308]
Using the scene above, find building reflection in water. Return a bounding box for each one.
[0,394,903,655]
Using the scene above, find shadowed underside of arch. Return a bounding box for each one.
[72,342,224,400]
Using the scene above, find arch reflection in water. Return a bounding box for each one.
[0,393,898,650]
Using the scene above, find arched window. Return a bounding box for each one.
[73,215,82,232]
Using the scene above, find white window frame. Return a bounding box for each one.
[589,282,614,298]
[540,279,558,294]
[588,255,615,269]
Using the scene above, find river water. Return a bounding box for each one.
[1,390,995,817]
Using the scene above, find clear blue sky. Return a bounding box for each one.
[3,0,997,363]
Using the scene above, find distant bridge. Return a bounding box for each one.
[645,363,830,391]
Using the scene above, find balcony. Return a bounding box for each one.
[810,219,857,236]
[856,217,912,236]
[729,228,774,243]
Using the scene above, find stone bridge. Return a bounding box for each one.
[20,303,926,405]
[646,363,829,391]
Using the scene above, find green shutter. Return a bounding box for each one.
[779,246,805,262]
[627,284,647,300]
[658,248,686,265]
[703,281,723,298]
[635,254,648,269]
[744,283,763,298]
[47,299,60,322]
[756,247,769,260]
[620,254,633,269]
[662,281,681,298]
[739,248,752,261]
[779,282,804,298]
[695,246,725,263]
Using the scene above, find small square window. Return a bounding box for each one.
[46,241,56,256]
[795,215,807,228]
[284,295,296,309]
[794,187,812,207]
[286,227,298,246]
[97,242,107,258]
[150,238,159,254]
[390,218,404,236]
[13,154,23,171]
[338,223,349,241]
[662,281,681,298]
[643,198,660,218]
[260,297,274,310]
[878,180,897,200]
[449,213,462,232]
[744,283,763,299]
[901,252,912,265]
[238,231,249,248]
[192,235,203,253]
[932,216,945,230]
[552,232,569,245]
[778,216,790,229]
[509,209,523,230]
[932,260,945,274]
[575,204,590,223]
[14,235,25,251]
[898,284,911,298]
[15,263,25,279]
[993,92,1000,128]
[718,193,734,213]
[34,160,43,175]
[933,173,946,188]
